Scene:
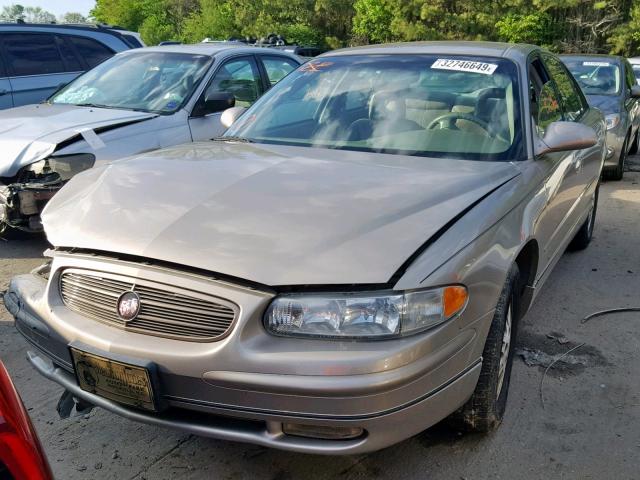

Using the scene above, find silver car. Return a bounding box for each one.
[561,54,640,180]
[5,42,605,454]
[0,43,301,233]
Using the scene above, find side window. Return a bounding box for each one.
[205,57,262,108]
[529,58,562,135]
[56,36,83,72]
[260,56,298,86]
[543,55,586,121]
[67,37,114,69]
[2,33,65,76]
[624,62,636,91]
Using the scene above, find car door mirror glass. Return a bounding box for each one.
[535,121,598,156]
[194,91,235,117]
[221,106,247,129]
[630,85,640,98]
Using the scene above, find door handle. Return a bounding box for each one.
[0,89,8,96]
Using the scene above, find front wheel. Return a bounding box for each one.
[449,264,520,432]
[604,136,628,181]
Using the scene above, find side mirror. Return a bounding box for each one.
[631,85,640,98]
[535,121,598,156]
[193,91,235,117]
[220,106,247,129]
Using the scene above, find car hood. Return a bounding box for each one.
[43,142,520,286]
[585,94,621,115]
[0,103,157,177]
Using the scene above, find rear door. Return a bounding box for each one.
[0,48,12,109]
[0,32,81,106]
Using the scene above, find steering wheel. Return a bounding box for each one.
[427,112,493,134]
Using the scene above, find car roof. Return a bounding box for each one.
[560,53,623,63]
[0,22,137,35]
[321,41,541,62]
[123,43,301,59]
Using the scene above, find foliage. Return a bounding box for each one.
[61,12,88,24]
[0,0,624,56]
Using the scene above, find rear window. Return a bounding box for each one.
[67,37,114,68]
[1,33,65,76]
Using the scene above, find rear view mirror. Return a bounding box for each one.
[631,85,640,98]
[193,91,235,117]
[221,106,247,129]
[535,121,598,156]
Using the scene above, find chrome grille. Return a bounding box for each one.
[59,270,237,342]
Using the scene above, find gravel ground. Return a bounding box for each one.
[1,167,639,480]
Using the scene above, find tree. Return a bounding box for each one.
[61,12,88,24]
[0,4,25,22]
[23,6,56,23]
[352,0,393,44]
[496,13,555,47]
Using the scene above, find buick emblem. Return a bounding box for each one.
[117,291,141,322]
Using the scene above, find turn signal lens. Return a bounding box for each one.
[443,286,469,318]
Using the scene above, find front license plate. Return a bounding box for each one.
[70,348,157,411]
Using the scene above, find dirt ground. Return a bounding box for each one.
[1,167,639,480]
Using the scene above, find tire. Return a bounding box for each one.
[603,135,628,181]
[568,183,599,251]
[449,264,520,432]
[629,130,638,155]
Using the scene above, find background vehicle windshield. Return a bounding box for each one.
[227,55,523,160]
[562,58,621,95]
[51,52,212,113]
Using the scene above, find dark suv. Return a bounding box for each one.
[0,23,142,109]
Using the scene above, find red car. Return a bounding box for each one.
[0,361,52,480]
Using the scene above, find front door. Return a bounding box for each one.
[188,56,263,140]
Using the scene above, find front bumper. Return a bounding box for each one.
[4,254,488,454]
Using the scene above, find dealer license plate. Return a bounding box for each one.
[70,348,156,411]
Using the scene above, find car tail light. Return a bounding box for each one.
[0,361,52,480]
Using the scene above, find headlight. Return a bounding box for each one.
[605,114,620,131]
[264,285,468,339]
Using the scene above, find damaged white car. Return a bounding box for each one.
[0,44,301,233]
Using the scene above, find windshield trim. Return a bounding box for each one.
[50,51,215,115]
[226,53,526,162]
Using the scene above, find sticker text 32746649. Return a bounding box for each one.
[431,59,498,75]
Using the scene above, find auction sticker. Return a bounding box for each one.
[431,59,498,75]
[583,61,610,67]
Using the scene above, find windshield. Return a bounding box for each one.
[562,58,621,95]
[51,52,212,114]
[227,55,523,161]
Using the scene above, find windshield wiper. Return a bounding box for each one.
[211,136,254,143]
[75,103,109,109]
